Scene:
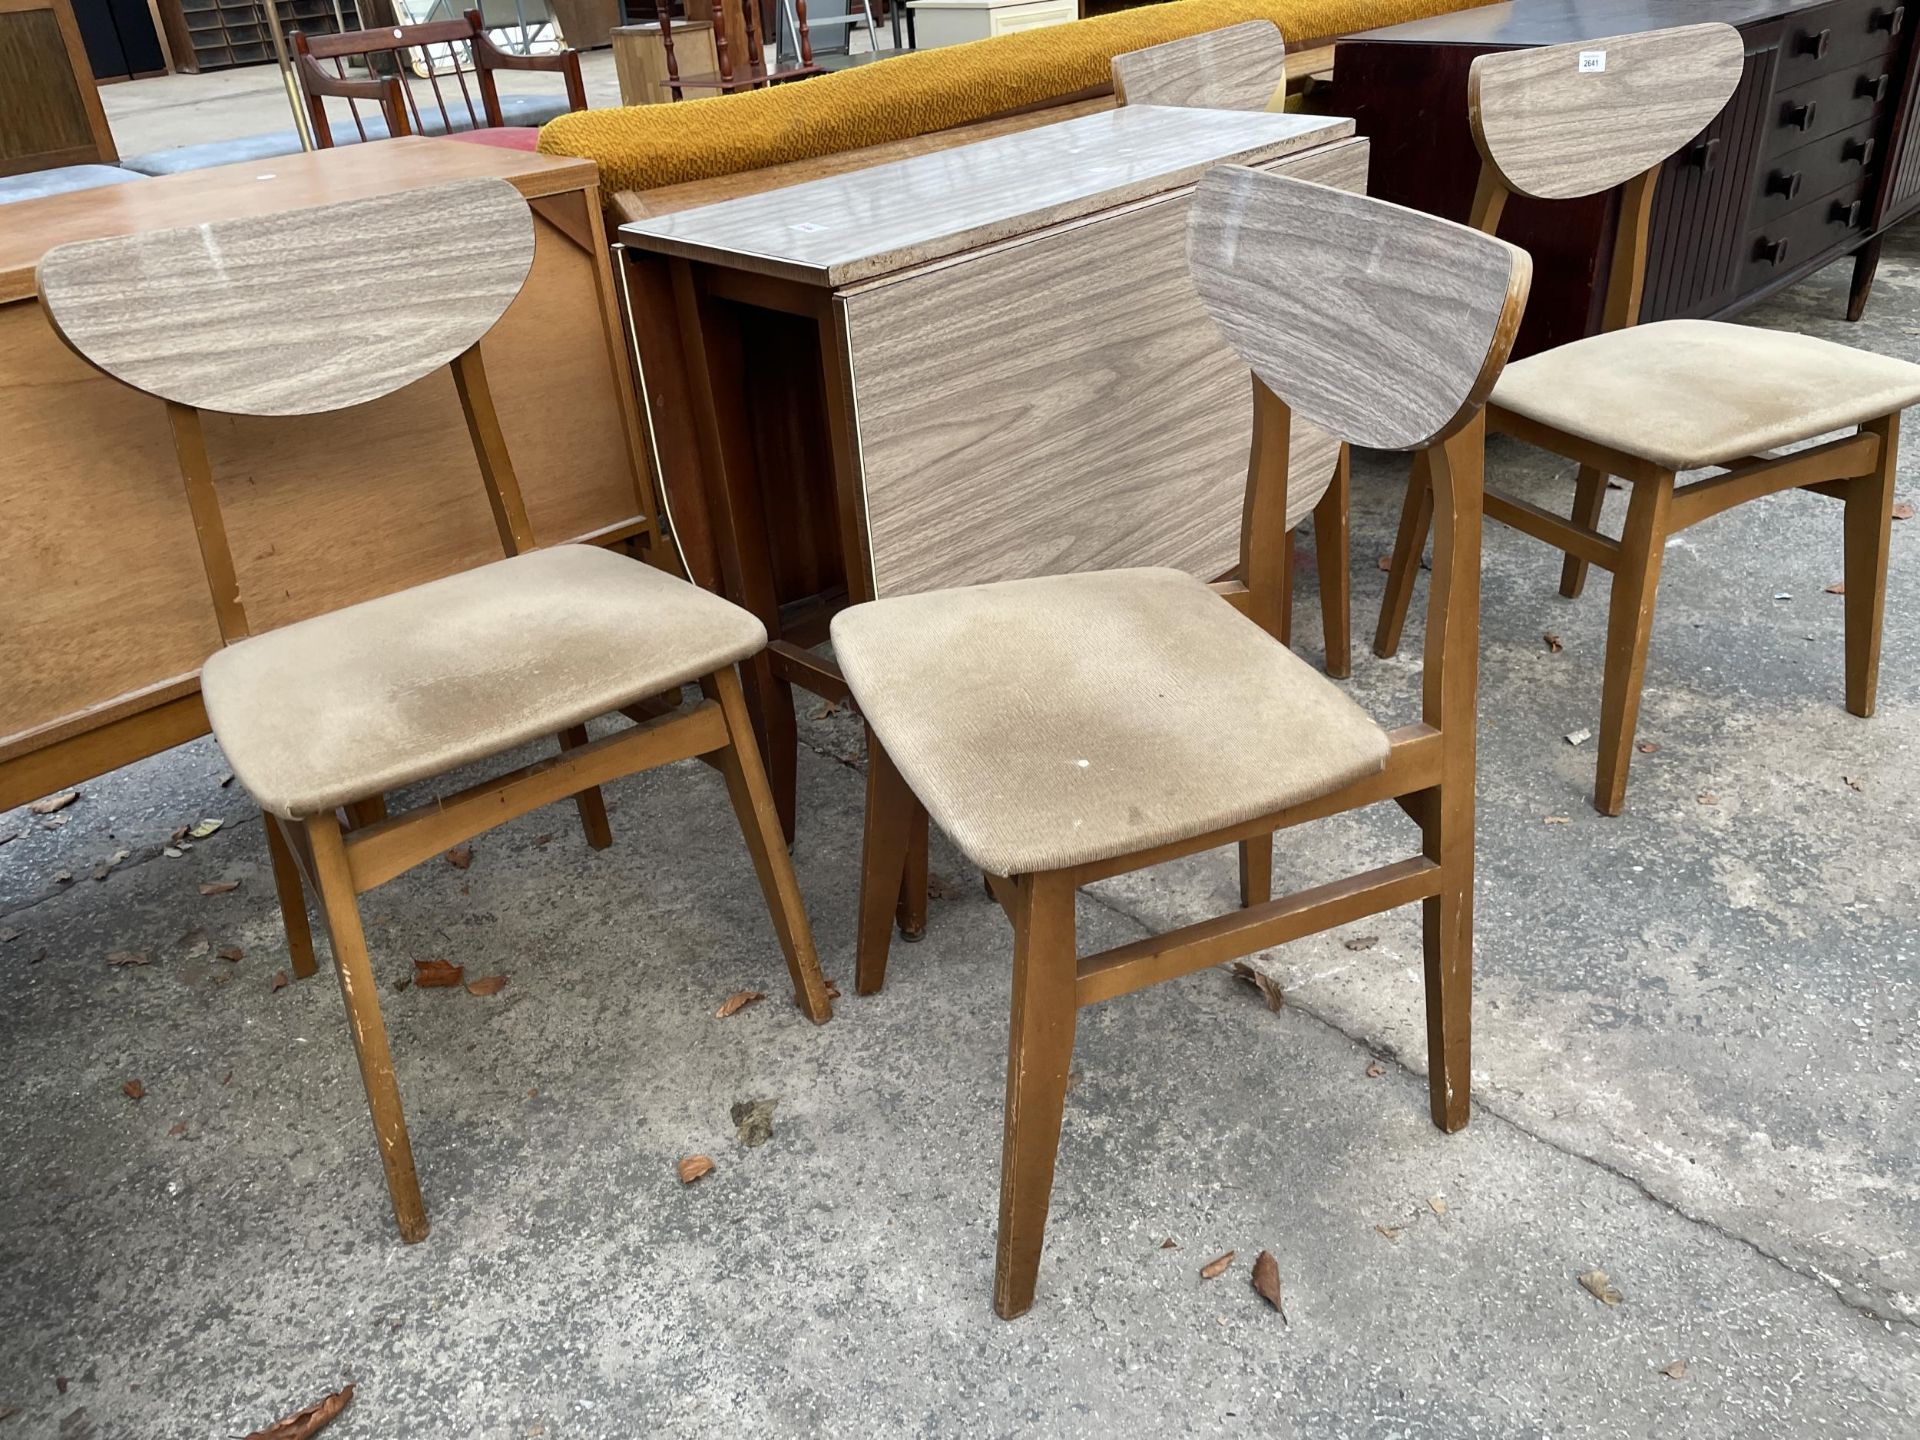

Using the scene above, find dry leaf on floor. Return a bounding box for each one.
[1843,775,1864,792]
[1228,961,1284,1012]
[271,971,289,991]
[1825,581,1846,594]
[1579,1269,1624,1306]
[714,990,766,1019]
[825,978,842,999]
[106,950,149,967]
[1658,1360,1688,1380]
[1343,934,1379,952]
[809,699,844,720]
[243,1382,354,1440]
[1374,1224,1401,1243]
[731,1098,777,1148]
[466,975,508,997]
[187,819,223,839]
[1542,633,1563,653]
[1637,741,1661,755]
[1375,554,1393,571]
[444,845,473,870]
[1893,499,1915,521]
[1565,728,1591,746]
[1543,815,1570,825]
[1427,1196,1448,1215]
[1365,1060,1385,1078]
[30,791,79,815]
[218,945,244,963]
[1251,1250,1287,1321]
[53,869,73,884]
[1160,1238,1178,1250]
[1697,792,1719,806]
[533,833,555,848]
[55,1377,67,1394]
[1200,1251,1235,1280]
[677,1154,714,1185]
[413,959,464,988]
[122,1079,144,1101]
[199,880,240,896]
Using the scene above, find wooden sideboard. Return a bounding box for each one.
[1330,0,1920,357]
[617,105,1365,833]
[0,138,661,811]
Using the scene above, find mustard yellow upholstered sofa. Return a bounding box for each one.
[538,0,1493,196]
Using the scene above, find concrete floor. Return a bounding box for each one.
[5,194,1920,1437]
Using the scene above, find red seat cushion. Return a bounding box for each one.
[445,127,541,151]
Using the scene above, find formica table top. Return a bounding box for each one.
[616,105,1356,288]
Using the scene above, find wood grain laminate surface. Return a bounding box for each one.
[1110,20,1289,112]
[1189,165,1529,451]
[617,105,1355,286]
[0,138,596,305]
[1468,24,1745,200]
[843,138,1368,599]
[38,180,536,418]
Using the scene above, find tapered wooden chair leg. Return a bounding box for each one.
[1593,474,1674,816]
[706,667,834,1023]
[558,724,614,849]
[264,814,317,979]
[857,729,916,995]
[1842,414,1897,717]
[1374,450,1433,659]
[1238,833,1273,908]
[897,806,929,941]
[1420,872,1473,1134]
[994,872,1078,1320]
[1559,465,1608,599]
[1315,448,1352,677]
[306,812,428,1243]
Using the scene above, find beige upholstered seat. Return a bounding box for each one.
[201,545,764,819]
[1491,319,1920,472]
[831,567,1390,876]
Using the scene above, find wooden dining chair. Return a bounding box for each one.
[1372,23,1920,814]
[36,177,834,1244]
[831,168,1530,1317]
[292,8,587,148]
[1110,20,1351,679]
[654,0,822,99]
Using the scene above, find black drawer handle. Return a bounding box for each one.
[1689,136,1721,171]
[1858,72,1891,101]
[1845,135,1877,165]
[1756,236,1793,266]
[1872,5,1905,36]
[1797,27,1832,56]
[1832,198,1865,227]
[1785,100,1820,130]
[1767,168,1804,198]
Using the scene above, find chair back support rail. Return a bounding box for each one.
[292,8,586,148]
[654,0,817,99]
[34,176,833,1245]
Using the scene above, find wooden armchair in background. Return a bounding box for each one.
[654,0,821,98]
[292,7,588,148]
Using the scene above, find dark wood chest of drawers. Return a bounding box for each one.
[1329,0,1920,357]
